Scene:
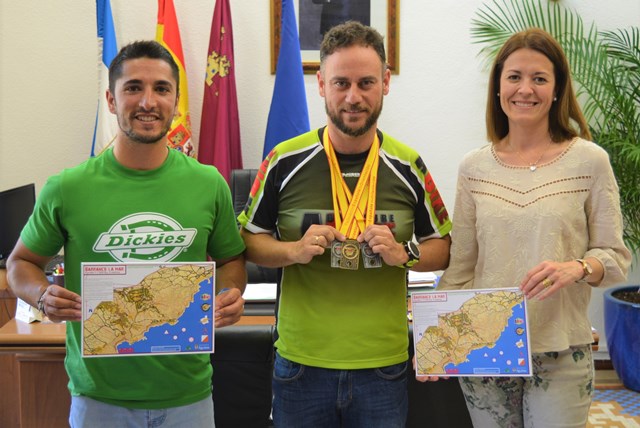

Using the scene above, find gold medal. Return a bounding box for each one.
[324,128,379,269]
[339,240,360,270]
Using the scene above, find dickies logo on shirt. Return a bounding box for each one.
[93,213,197,262]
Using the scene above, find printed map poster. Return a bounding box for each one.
[412,288,531,377]
[81,262,215,357]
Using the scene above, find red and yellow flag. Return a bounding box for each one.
[156,0,194,156]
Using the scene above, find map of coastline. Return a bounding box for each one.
[83,264,213,356]
[413,289,530,376]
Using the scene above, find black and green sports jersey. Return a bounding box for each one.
[239,128,451,369]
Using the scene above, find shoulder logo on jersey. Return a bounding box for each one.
[93,213,197,262]
[424,172,449,224]
[251,156,271,199]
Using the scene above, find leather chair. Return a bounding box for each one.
[231,169,278,285]
[211,324,275,428]
[214,170,278,425]
[230,168,258,220]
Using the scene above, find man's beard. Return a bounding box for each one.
[326,101,383,138]
[118,114,172,145]
[123,126,170,144]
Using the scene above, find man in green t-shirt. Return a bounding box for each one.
[7,41,246,427]
[239,22,452,427]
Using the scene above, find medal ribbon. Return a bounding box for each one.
[323,128,379,239]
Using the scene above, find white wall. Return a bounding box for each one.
[1,0,638,351]
[3,0,638,202]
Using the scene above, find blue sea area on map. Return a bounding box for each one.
[443,303,530,375]
[116,277,213,354]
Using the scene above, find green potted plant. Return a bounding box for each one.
[470,0,640,391]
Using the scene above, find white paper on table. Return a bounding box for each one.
[15,298,43,323]
[243,283,277,302]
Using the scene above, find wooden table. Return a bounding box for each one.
[0,309,273,428]
[0,319,68,428]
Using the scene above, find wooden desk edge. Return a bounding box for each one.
[235,315,275,326]
[0,319,66,345]
[0,315,274,348]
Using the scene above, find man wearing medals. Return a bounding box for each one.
[239,21,452,427]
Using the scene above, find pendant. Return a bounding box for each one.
[361,242,382,268]
[340,240,360,270]
[529,165,537,172]
[331,241,343,268]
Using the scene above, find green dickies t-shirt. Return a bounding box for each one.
[239,128,451,369]
[21,148,245,409]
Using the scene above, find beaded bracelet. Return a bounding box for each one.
[37,287,49,315]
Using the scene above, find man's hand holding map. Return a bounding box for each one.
[82,262,215,357]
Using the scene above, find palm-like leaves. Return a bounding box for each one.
[472,0,640,253]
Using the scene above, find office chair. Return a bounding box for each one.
[230,168,278,291]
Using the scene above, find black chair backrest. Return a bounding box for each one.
[230,169,279,285]
[231,169,259,218]
[211,324,275,428]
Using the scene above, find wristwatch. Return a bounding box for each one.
[402,241,421,268]
[575,259,593,283]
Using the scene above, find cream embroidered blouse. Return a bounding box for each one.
[439,138,631,353]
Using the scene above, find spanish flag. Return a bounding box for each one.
[156,0,195,157]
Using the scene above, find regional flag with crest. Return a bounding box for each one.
[156,0,195,157]
[198,0,243,183]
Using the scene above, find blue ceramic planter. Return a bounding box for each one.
[604,285,640,392]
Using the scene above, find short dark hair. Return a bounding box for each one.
[319,21,386,71]
[108,40,180,94]
[486,27,591,144]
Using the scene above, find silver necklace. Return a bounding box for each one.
[510,139,552,172]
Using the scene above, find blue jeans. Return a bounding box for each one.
[69,395,214,428]
[272,352,408,428]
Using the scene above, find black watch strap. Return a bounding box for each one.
[402,241,420,268]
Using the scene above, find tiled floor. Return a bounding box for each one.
[589,370,640,428]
